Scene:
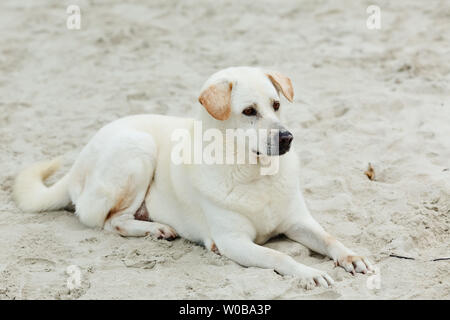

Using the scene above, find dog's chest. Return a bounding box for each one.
[195,167,297,241]
[235,180,293,242]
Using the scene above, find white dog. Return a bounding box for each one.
[14,67,372,288]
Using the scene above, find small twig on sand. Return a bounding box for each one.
[432,257,450,262]
[365,163,376,181]
[389,254,415,260]
[389,254,450,262]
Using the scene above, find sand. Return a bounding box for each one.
[0,0,449,299]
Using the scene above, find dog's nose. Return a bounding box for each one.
[279,130,293,145]
[278,130,293,154]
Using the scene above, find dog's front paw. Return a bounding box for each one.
[298,268,334,289]
[335,254,373,275]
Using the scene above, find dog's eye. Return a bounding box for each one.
[242,107,257,116]
[273,101,280,111]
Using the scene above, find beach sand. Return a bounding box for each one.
[0,0,449,299]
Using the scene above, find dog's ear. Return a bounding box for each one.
[266,71,294,102]
[198,81,233,121]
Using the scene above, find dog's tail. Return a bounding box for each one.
[13,157,71,212]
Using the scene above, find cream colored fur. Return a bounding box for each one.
[14,67,372,289]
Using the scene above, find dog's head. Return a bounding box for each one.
[198,67,294,157]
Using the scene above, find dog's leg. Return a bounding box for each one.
[202,202,333,289]
[74,130,161,232]
[216,234,333,288]
[105,212,177,239]
[284,195,372,274]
